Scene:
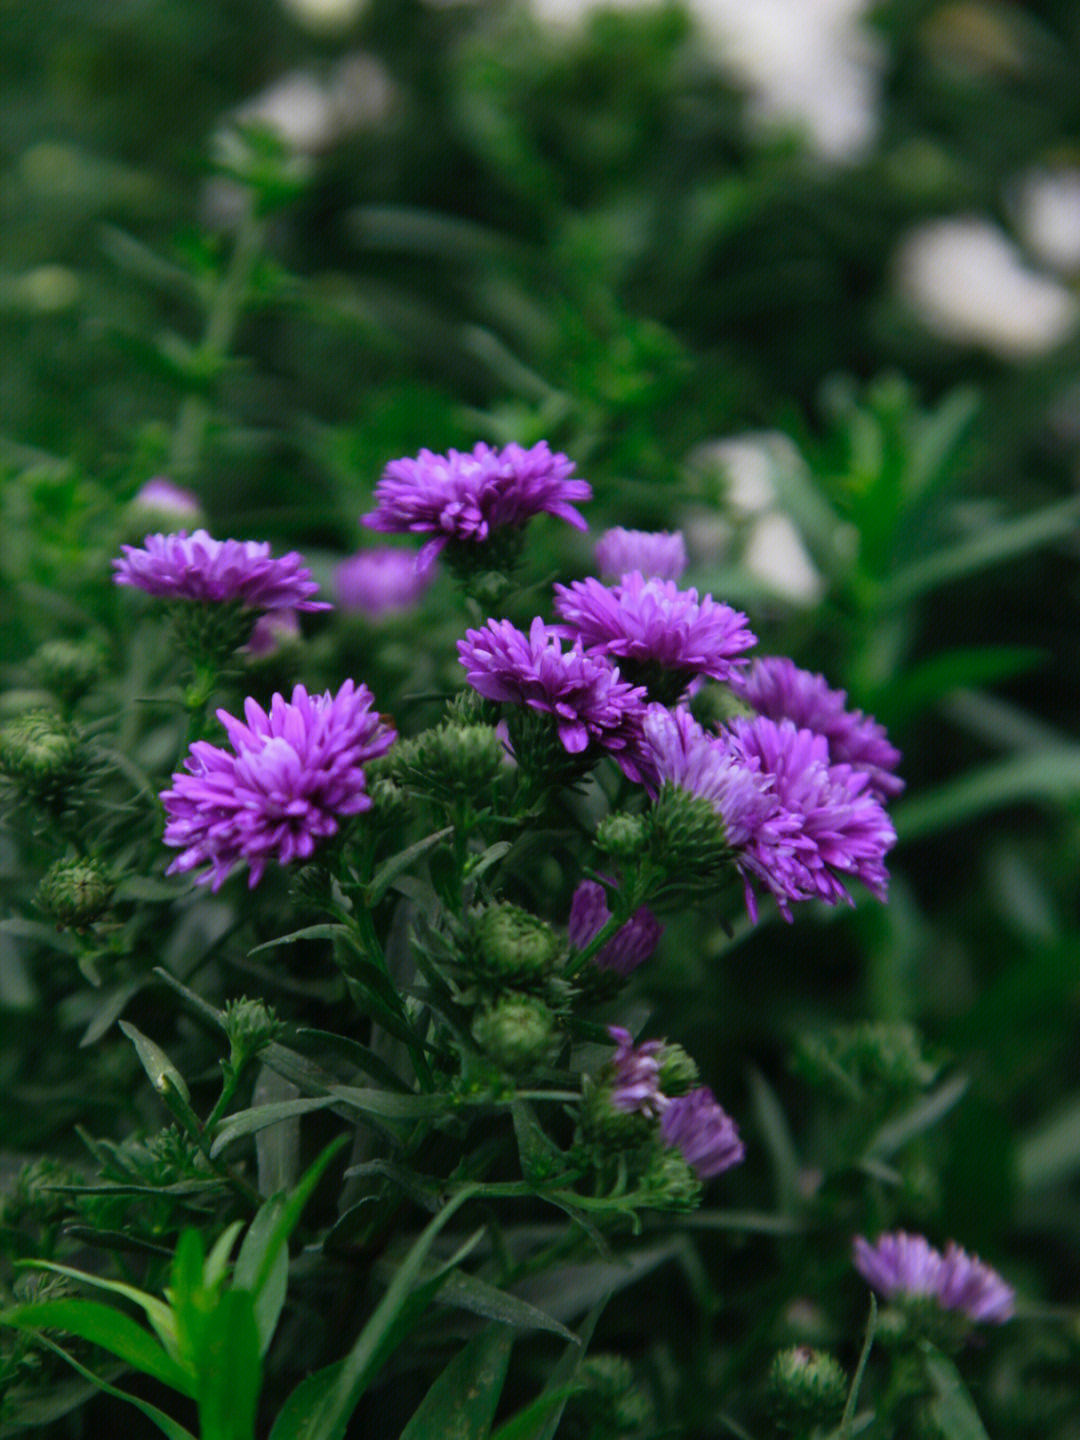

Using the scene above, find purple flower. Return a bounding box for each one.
[553,573,756,695]
[607,1026,665,1116]
[335,547,436,617]
[853,1232,1014,1324]
[720,716,896,915]
[161,681,395,890]
[660,1087,745,1179]
[595,528,688,582]
[114,531,329,613]
[732,657,903,800]
[457,617,647,764]
[244,609,301,657]
[131,477,204,524]
[569,879,663,976]
[362,442,591,562]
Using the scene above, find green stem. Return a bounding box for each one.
[350,902,434,1092]
[169,201,266,481]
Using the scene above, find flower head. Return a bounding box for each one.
[721,715,896,915]
[161,681,394,890]
[732,657,903,800]
[569,880,662,976]
[554,573,755,698]
[853,1232,1014,1324]
[335,547,436,617]
[130,477,204,526]
[660,1087,745,1178]
[595,528,688,582]
[457,617,646,763]
[607,1026,665,1117]
[114,530,329,613]
[362,441,591,562]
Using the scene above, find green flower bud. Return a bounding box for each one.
[475,903,561,983]
[30,638,105,708]
[445,688,499,728]
[36,857,115,930]
[0,710,80,805]
[562,1353,653,1440]
[649,784,730,881]
[396,722,505,805]
[657,1044,698,1097]
[639,1147,702,1211]
[472,993,556,1072]
[224,997,284,1067]
[768,1346,848,1433]
[595,812,649,860]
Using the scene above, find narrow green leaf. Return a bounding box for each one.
[865,1075,969,1160]
[894,748,1080,841]
[0,1299,194,1397]
[748,1068,800,1213]
[922,1345,991,1440]
[881,494,1080,608]
[329,1084,458,1121]
[119,1020,191,1102]
[267,1361,344,1440]
[366,826,454,906]
[276,1186,480,1440]
[839,1295,876,1440]
[294,1029,409,1091]
[16,1260,178,1358]
[153,967,229,1031]
[34,1335,197,1440]
[491,1304,605,1440]
[248,1135,350,1300]
[196,1288,263,1440]
[874,646,1045,724]
[399,1325,513,1440]
[209,1097,337,1159]
[248,924,352,956]
[233,1197,290,1357]
[435,1271,578,1343]
[1019,1096,1080,1192]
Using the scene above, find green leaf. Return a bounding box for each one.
[839,1296,876,1440]
[399,1325,513,1440]
[748,1069,800,1213]
[864,1074,969,1160]
[1019,1095,1080,1192]
[245,1136,350,1301]
[119,1020,191,1102]
[271,1186,481,1440]
[874,646,1045,724]
[34,1335,198,1440]
[881,494,1080,608]
[366,826,454,907]
[893,748,1080,841]
[233,1197,290,1356]
[195,1289,263,1440]
[0,1299,194,1397]
[153,967,230,1032]
[209,1097,338,1158]
[329,1084,459,1123]
[490,1304,605,1440]
[434,1271,578,1344]
[248,924,352,956]
[921,1345,991,1440]
[293,1029,410,1091]
[16,1260,179,1359]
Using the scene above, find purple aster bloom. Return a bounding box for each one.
[607,1026,665,1116]
[568,879,663,976]
[457,616,647,764]
[853,1232,1014,1324]
[595,528,688,582]
[131,477,204,524]
[362,441,591,562]
[732,657,903,800]
[720,716,896,915]
[660,1087,745,1178]
[114,531,330,613]
[335,547,436,617]
[553,573,756,695]
[161,681,395,890]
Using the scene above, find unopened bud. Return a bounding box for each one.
[658,1044,698,1097]
[640,1147,701,1210]
[768,1346,848,1433]
[649,784,729,878]
[224,997,284,1066]
[31,638,105,708]
[0,710,80,805]
[36,857,115,930]
[472,994,556,1072]
[595,812,648,860]
[476,903,560,983]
